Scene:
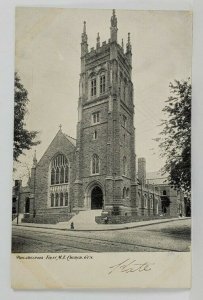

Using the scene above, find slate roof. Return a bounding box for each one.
[64,133,76,147]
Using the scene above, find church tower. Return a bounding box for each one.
[74,10,137,215]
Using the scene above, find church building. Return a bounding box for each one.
[13,10,186,224]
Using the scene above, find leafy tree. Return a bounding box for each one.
[158,79,191,195]
[14,72,40,162]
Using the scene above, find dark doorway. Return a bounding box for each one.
[25,198,30,214]
[161,196,170,215]
[91,186,103,209]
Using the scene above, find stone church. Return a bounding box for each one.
[13,10,187,224]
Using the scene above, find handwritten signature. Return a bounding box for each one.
[108,258,154,275]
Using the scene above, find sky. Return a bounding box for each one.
[14,8,192,183]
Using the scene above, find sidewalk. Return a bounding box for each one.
[12,217,190,232]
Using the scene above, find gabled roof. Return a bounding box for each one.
[64,133,76,147]
[146,171,169,185]
[36,129,76,166]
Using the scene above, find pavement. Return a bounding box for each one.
[13,214,190,232]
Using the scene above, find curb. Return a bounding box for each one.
[13,217,190,232]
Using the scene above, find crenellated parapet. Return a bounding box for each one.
[79,9,134,112]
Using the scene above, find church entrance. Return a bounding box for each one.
[91,186,103,209]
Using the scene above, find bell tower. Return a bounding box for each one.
[74,10,137,216]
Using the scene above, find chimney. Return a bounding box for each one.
[138,157,146,186]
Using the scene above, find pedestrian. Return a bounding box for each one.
[70,222,74,230]
[104,216,109,224]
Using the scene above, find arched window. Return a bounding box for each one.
[123,187,126,199]
[126,188,130,198]
[163,190,167,196]
[92,154,100,174]
[60,193,64,206]
[92,112,100,124]
[100,74,105,94]
[91,78,97,96]
[120,73,125,101]
[55,193,59,207]
[120,72,123,92]
[51,168,55,185]
[65,192,68,206]
[60,166,64,184]
[65,166,69,183]
[51,193,54,207]
[123,156,127,175]
[144,194,147,208]
[93,130,97,140]
[50,154,69,185]
[55,167,59,184]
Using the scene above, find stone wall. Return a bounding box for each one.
[22,212,75,224]
[95,214,175,224]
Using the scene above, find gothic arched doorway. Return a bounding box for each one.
[91,186,103,209]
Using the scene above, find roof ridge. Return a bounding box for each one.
[65,133,76,140]
[62,132,76,146]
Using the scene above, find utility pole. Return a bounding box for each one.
[15,180,20,225]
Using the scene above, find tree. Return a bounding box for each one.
[158,79,191,195]
[14,72,40,162]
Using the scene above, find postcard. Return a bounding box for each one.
[12,7,192,289]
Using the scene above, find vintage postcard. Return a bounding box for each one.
[12,7,192,289]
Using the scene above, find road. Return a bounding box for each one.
[12,219,191,253]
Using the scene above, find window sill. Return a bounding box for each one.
[50,183,69,186]
[91,122,100,126]
[49,206,69,209]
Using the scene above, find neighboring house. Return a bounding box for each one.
[145,167,189,217]
[12,180,30,220]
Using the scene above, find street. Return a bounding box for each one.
[12,219,191,253]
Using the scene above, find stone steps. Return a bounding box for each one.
[57,209,102,229]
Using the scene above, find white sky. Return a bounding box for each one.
[14,8,192,183]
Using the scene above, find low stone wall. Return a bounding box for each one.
[22,213,75,224]
[95,214,175,224]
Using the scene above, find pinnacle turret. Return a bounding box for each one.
[110,9,118,42]
[126,32,132,66]
[121,38,124,50]
[82,21,87,42]
[126,32,132,52]
[81,21,88,56]
[96,32,100,49]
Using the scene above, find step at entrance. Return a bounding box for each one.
[57,210,102,230]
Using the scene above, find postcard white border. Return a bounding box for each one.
[11,252,191,289]
[1,0,203,299]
